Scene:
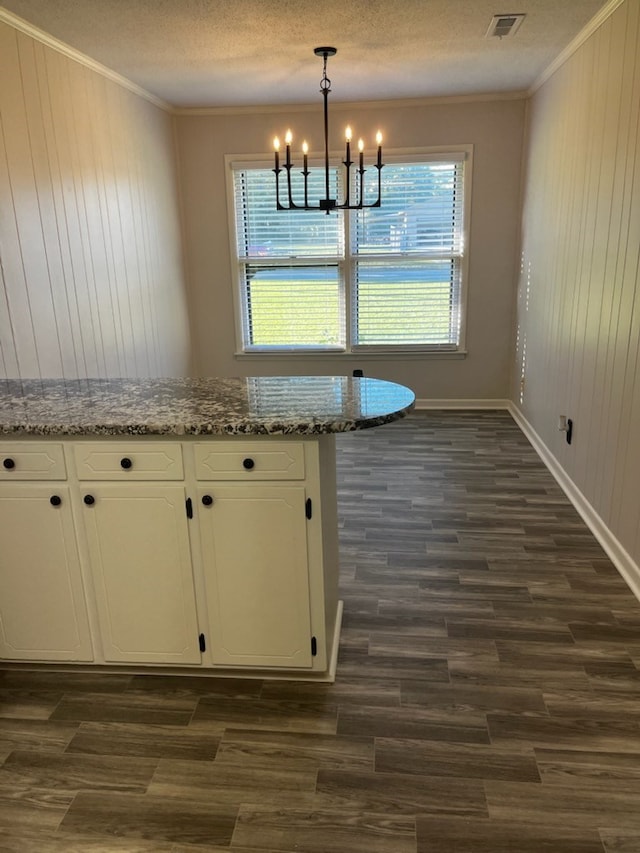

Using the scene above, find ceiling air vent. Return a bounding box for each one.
[486,13,526,38]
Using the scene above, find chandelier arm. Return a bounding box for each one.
[286,162,295,208]
[375,162,383,207]
[302,153,310,208]
[343,143,352,208]
[286,164,305,209]
[274,165,282,209]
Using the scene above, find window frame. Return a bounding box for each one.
[225,146,473,357]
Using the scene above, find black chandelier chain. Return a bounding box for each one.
[273,47,384,214]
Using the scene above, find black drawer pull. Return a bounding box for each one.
[3,457,15,470]
[50,495,62,507]
[120,457,133,469]
[83,494,95,506]
[202,494,213,506]
[242,457,255,470]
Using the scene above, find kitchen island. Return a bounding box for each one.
[0,376,415,680]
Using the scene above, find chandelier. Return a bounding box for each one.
[273,47,384,214]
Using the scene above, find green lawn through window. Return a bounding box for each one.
[246,264,454,348]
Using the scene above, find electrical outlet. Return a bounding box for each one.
[558,415,573,444]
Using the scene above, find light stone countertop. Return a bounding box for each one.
[0,376,416,437]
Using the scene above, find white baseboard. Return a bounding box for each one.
[508,403,640,602]
[414,398,511,410]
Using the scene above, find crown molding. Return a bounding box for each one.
[0,6,171,112]
[529,0,627,95]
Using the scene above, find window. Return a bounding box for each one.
[228,150,470,354]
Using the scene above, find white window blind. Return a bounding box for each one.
[352,159,465,349]
[230,153,468,353]
[233,167,345,350]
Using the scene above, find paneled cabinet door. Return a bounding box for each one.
[198,484,313,669]
[0,485,93,661]
[80,483,201,664]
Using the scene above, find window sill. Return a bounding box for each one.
[234,350,468,360]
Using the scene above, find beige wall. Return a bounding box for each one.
[0,20,192,379]
[513,0,640,572]
[175,97,525,400]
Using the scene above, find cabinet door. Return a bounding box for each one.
[198,484,313,668]
[80,484,201,664]
[0,485,93,661]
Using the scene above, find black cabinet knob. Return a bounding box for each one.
[120,457,133,469]
[202,494,213,506]
[83,494,95,506]
[50,495,62,507]
[242,457,255,470]
[3,457,15,470]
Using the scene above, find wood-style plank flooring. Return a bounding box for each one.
[2,410,640,852]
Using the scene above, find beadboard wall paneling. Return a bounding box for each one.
[513,0,640,572]
[0,21,192,379]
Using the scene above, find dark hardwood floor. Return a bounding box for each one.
[2,411,640,852]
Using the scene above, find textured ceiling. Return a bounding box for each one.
[0,0,610,108]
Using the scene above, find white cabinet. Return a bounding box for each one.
[193,437,338,674]
[0,435,340,677]
[75,441,200,665]
[194,441,305,481]
[74,442,184,481]
[0,442,66,481]
[198,483,313,668]
[0,442,93,662]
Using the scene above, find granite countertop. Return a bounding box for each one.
[0,376,415,437]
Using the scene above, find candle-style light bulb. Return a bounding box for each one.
[285,130,292,167]
[345,125,352,165]
[273,136,280,171]
[302,140,309,173]
[376,131,383,168]
[358,138,364,170]
[302,141,309,154]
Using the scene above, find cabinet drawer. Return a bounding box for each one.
[194,441,305,480]
[74,443,183,480]
[0,443,66,480]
